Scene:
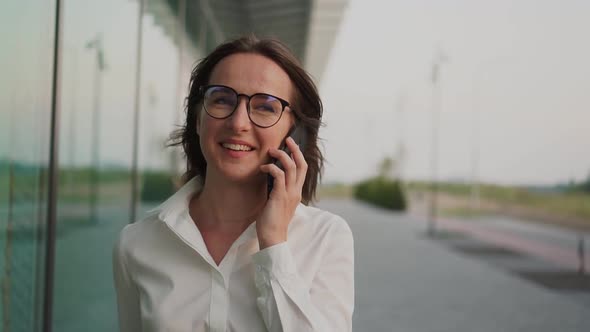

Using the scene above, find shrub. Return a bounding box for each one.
[354,176,407,211]
[140,171,176,202]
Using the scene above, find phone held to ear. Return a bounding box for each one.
[267,125,306,198]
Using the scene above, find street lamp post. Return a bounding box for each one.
[86,34,106,223]
[394,92,406,182]
[428,49,448,236]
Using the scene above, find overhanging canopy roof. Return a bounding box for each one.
[146,0,348,81]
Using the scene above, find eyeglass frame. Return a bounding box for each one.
[199,84,295,128]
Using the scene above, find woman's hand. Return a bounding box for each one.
[258,137,308,249]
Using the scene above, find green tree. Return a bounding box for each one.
[378,156,396,179]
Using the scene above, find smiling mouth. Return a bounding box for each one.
[221,143,254,152]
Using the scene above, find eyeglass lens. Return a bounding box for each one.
[204,86,283,127]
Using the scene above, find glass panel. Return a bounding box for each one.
[53,0,193,330]
[52,0,138,330]
[137,0,183,215]
[0,1,56,331]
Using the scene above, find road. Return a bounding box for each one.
[316,198,590,332]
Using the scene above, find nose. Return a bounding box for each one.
[225,98,251,132]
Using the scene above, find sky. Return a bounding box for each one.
[318,0,590,185]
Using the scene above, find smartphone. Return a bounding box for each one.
[267,125,307,198]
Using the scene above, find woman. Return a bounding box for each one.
[113,35,354,332]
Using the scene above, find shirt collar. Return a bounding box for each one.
[148,176,259,243]
[148,176,203,226]
[148,176,305,251]
[149,176,263,271]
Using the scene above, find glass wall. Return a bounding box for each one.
[0,0,290,330]
[0,1,56,331]
[136,0,183,215]
[52,0,139,330]
[51,0,208,330]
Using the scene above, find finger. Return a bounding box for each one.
[268,148,297,187]
[260,163,286,193]
[285,137,308,186]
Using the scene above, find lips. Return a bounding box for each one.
[222,143,253,151]
[219,139,256,152]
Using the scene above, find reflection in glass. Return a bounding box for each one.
[52,0,139,330]
[0,1,56,331]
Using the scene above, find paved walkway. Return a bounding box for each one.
[316,198,590,332]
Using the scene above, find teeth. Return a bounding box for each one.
[222,143,253,151]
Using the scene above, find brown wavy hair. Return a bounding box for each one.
[169,35,324,204]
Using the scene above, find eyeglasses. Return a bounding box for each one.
[201,85,293,128]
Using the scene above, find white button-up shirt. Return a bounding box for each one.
[113,177,354,331]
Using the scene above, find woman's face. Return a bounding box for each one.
[197,53,295,184]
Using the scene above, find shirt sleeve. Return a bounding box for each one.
[112,229,143,332]
[252,219,354,332]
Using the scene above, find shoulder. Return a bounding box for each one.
[114,212,165,257]
[293,203,353,243]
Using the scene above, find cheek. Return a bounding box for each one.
[196,116,214,155]
[196,110,203,136]
[263,125,293,149]
[197,111,217,140]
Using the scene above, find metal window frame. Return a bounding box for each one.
[43,0,63,330]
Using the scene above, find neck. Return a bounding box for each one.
[190,172,267,231]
